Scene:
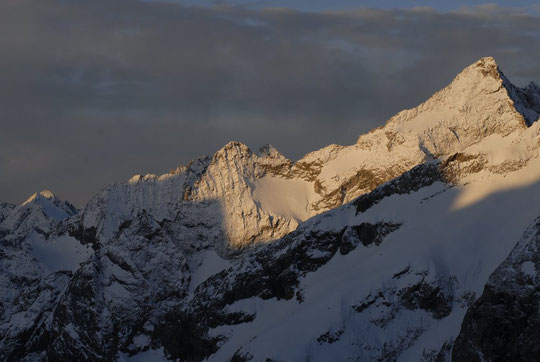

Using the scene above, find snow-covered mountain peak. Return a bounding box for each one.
[213,141,253,160]
[468,56,499,77]
[528,80,539,88]
[18,190,77,221]
[38,189,56,199]
[65,57,540,250]
[22,189,58,206]
[0,190,78,243]
[453,56,539,125]
[257,144,288,161]
[347,56,540,169]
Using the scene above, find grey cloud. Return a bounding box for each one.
[0,0,539,205]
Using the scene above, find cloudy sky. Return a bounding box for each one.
[1,0,539,205]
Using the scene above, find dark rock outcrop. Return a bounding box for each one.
[453,217,540,362]
[354,162,443,213]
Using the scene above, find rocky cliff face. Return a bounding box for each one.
[452,217,540,361]
[1,57,540,361]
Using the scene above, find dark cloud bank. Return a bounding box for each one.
[0,0,539,205]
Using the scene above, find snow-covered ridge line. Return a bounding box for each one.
[67,56,540,249]
[2,57,539,250]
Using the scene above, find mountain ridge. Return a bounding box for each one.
[1,57,540,362]
[62,56,540,249]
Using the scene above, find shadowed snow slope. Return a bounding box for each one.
[1,57,540,361]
